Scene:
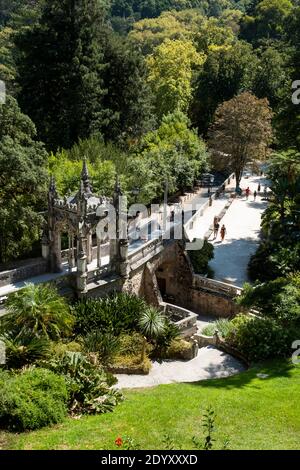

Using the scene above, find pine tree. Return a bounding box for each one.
[100,32,155,145]
[16,0,109,151]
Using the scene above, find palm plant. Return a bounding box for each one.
[2,332,50,368]
[0,283,74,341]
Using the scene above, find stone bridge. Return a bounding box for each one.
[0,163,240,319]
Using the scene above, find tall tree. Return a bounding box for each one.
[208,92,273,188]
[0,96,48,263]
[16,0,109,151]
[100,33,154,144]
[277,5,300,149]
[192,40,257,136]
[147,39,205,120]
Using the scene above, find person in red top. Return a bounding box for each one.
[245,187,250,200]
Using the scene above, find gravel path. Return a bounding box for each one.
[115,346,245,389]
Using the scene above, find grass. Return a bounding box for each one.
[202,319,234,338]
[1,360,300,450]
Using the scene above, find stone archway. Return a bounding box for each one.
[145,241,194,309]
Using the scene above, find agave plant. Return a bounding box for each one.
[138,307,166,341]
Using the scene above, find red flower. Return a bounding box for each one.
[115,437,123,447]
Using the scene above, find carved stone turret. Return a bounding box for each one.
[80,157,92,195]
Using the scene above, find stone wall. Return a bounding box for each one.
[189,275,241,318]
[0,258,48,288]
[123,241,241,319]
[190,288,240,318]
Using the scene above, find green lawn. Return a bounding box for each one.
[2,360,300,450]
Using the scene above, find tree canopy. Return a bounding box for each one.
[209,92,273,187]
[0,96,48,263]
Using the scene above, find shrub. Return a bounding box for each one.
[227,314,300,362]
[2,333,51,369]
[50,341,83,359]
[138,306,166,341]
[118,332,152,357]
[154,319,180,357]
[109,333,153,374]
[202,319,235,338]
[0,368,68,431]
[72,293,147,336]
[110,354,152,375]
[165,338,194,360]
[83,331,121,365]
[44,352,122,414]
[189,240,214,275]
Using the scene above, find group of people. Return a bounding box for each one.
[244,183,268,201]
[244,186,258,200]
[213,216,226,242]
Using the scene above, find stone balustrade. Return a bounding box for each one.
[160,302,198,338]
[193,275,242,298]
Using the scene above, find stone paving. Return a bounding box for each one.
[209,175,268,287]
[115,346,245,389]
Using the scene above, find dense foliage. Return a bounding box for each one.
[0,96,47,263]
[43,351,123,415]
[0,0,299,261]
[249,151,300,281]
[73,293,147,336]
[0,368,68,431]
[0,283,74,368]
[189,240,214,275]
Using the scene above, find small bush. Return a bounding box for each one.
[44,352,123,414]
[165,339,193,360]
[110,354,152,374]
[202,319,234,338]
[227,314,300,362]
[2,334,51,369]
[189,241,214,275]
[154,320,180,357]
[50,341,83,359]
[118,332,152,356]
[109,333,153,374]
[0,368,68,432]
[72,293,147,336]
[83,331,121,365]
[1,283,74,341]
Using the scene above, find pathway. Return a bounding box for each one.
[115,346,245,389]
[209,175,268,287]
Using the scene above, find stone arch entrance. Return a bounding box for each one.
[150,241,194,308]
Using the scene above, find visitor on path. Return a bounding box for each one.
[245,187,250,200]
[253,190,257,201]
[213,219,220,239]
[258,183,261,193]
[220,224,226,242]
[263,187,267,200]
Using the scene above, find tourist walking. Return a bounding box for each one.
[258,183,261,193]
[245,187,250,199]
[220,224,226,242]
[213,219,220,240]
[253,190,257,201]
